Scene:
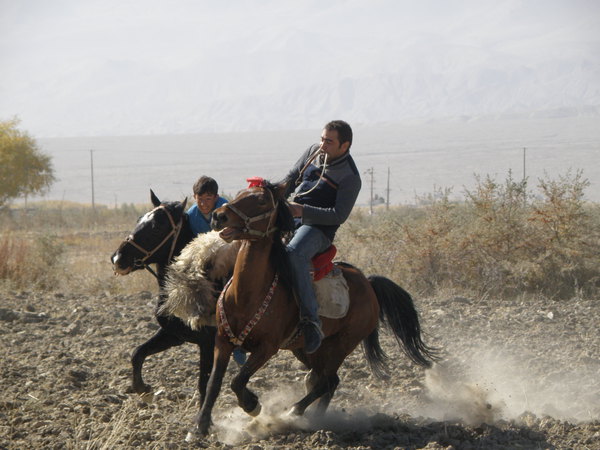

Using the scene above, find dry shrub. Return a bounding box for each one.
[2,177,598,300]
[0,232,65,289]
[338,170,600,300]
[0,202,156,295]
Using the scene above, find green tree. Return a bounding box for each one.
[0,118,55,207]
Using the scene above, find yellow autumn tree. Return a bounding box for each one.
[0,118,55,207]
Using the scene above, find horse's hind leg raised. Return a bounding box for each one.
[131,328,184,395]
[289,370,339,416]
[289,340,347,416]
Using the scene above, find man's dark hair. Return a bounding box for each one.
[193,176,219,196]
[324,120,353,149]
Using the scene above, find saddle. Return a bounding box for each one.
[311,245,349,319]
[311,245,337,281]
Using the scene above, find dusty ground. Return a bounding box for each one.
[1,286,599,449]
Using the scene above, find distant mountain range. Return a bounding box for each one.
[2,1,599,137]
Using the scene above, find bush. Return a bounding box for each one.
[337,170,600,299]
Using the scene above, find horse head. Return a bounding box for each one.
[212,180,293,242]
[111,190,188,275]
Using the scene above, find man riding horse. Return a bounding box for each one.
[283,120,361,353]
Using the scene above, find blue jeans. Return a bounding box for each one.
[286,225,331,325]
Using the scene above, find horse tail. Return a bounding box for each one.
[366,275,438,371]
[362,326,390,380]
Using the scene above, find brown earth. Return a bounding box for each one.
[1,287,599,449]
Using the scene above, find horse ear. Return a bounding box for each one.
[273,180,290,200]
[182,197,188,210]
[150,189,161,207]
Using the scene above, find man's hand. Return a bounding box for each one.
[288,202,304,218]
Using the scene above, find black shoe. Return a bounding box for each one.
[301,321,323,354]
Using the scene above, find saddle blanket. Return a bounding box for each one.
[314,265,350,319]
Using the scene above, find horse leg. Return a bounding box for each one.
[292,348,311,371]
[196,329,215,407]
[289,339,347,416]
[313,373,340,415]
[288,372,339,416]
[231,345,278,416]
[131,328,184,395]
[192,336,232,437]
[304,367,318,393]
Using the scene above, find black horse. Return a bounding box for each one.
[111,190,217,404]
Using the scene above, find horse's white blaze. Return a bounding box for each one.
[139,211,155,224]
[111,253,120,264]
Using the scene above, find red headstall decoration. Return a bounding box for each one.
[246,177,265,188]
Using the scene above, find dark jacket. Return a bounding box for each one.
[284,144,361,241]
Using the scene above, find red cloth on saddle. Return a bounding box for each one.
[312,245,336,281]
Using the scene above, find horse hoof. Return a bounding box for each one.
[286,406,302,416]
[247,402,262,417]
[185,426,208,442]
[185,431,200,443]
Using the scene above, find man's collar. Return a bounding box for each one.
[322,150,350,166]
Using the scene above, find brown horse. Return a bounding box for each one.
[191,180,437,437]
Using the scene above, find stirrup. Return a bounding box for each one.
[300,319,323,354]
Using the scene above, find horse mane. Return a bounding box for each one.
[264,181,298,303]
[159,231,241,329]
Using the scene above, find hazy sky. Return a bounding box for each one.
[1,0,599,137]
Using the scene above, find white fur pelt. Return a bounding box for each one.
[159,231,240,330]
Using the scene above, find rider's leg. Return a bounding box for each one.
[286,225,331,353]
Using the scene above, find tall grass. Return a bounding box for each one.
[0,232,65,290]
[0,202,156,294]
[1,171,599,300]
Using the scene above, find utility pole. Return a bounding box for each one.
[523,147,527,207]
[365,167,374,215]
[90,149,96,212]
[385,167,390,210]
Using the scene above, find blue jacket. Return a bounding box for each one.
[284,144,361,241]
[187,196,228,236]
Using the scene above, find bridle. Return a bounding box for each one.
[224,186,278,239]
[117,205,184,279]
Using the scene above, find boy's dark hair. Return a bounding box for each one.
[193,176,219,196]
[324,120,353,149]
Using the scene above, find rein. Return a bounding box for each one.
[224,187,278,238]
[217,273,279,346]
[294,149,328,198]
[119,205,184,278]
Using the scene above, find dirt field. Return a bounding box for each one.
[1,286,598,449]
